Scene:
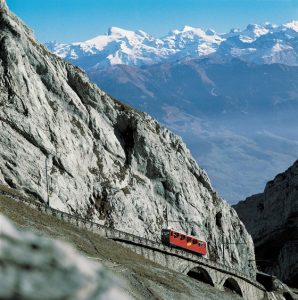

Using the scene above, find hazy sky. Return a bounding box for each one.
[6,0,298,42]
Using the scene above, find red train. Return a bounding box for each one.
[161,229,207,255]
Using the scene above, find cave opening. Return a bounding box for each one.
[114,116,135,166]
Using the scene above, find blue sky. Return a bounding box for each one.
[6,0,298,42]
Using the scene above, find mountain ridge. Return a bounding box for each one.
[47,21,298,68]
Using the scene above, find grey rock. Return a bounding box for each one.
[234,160,298,287]
[0,1,255,275]
[0,214,129,300]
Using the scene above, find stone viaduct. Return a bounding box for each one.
[0,189,273,299]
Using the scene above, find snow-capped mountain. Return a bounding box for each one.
[162,26,223,59]
[47,27,170,68]
[45,25,223,68]
[47,21,298,68]
[215,22,298,65]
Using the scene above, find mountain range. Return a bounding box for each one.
[47,21,298,68]
[46,23,298,203]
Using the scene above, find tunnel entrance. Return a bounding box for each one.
[223,278,243,297]
[187,267,214,287]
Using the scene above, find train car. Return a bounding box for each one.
[161,229,207,255]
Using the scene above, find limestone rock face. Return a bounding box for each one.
[0,2,255,275]
[234,160,298,287]
[0,214,129,300]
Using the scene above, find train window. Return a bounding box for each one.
[180,235,185,240]
[193,239,198,244]
[170,231,173,236]
[187,237,192,243]
[174,232,179,238]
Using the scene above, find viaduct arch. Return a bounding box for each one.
[222,277,243,297]
[186,267,243,298]
[187,266,215,287]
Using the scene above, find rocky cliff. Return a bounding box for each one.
[234,160,298,287]
[0,1,255,275]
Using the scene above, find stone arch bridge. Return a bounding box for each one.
[111,233,266,299]
[0,189,269,300]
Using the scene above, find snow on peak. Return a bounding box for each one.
[283,21,298,32]
[263,22,278,29]
[107,26,135,37]
[238,24,270,42]
[181,25,191,31]
[225,24,270,41]
[135,29,150,38]
[230,28,241,33]
[176,26,212,38]
[182,25,197,32]
[167,26,218,40]
[47,21,298,68]
[205,28,216,36]
[246,23,269,35]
